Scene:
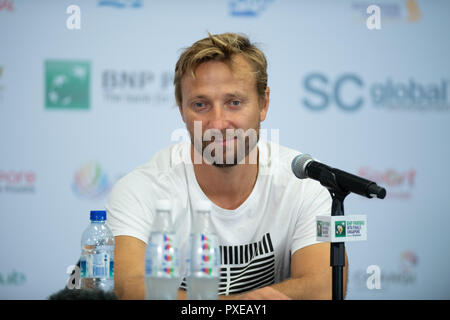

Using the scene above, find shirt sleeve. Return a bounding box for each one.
[291,180,332,254]
[104,174,154,245]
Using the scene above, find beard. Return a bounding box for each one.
[191,124,260,167]
[211,134,258,167]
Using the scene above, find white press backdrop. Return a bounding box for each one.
[1,0,449,299]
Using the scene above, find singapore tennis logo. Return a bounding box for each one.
[72,161,110,199]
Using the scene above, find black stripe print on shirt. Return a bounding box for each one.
[180,233,275,295]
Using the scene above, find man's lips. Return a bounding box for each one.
[210,137,237,146]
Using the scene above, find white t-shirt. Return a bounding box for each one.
[105,140,332,295]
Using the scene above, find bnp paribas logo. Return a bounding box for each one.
[335,221,346,237]
[45,60,90,110]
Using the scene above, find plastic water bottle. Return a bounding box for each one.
[145,199,180,300]
[187,201,220,300]
[80,210,115,292]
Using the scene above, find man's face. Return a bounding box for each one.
[179,55,269,166]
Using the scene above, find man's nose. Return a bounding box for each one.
[206,104,230,132]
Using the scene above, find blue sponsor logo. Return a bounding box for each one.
[370,78,448,110]
[229,0,273,17]
[302,73,364,112]
[98,0,142,9]
[302,72,449,112]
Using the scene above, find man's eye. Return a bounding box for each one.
[194,102,205,108]
[231,100,241,106]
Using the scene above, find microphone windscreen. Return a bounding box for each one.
[48,288,118,300]
[291,154,313,179]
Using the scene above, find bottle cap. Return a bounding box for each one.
[90,210,106,221]
[156,199,172,211]
[196,200,212,212]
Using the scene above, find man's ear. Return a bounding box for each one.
[259,86,270,122]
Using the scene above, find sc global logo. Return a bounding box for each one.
[302,72,364,112]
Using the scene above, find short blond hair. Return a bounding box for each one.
[174,32,268,107]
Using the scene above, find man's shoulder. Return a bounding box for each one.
[262,141,328,195]
[144,141,190,172]
[111,142,189,194]
[105,142,190,229]
[262,140,303,176]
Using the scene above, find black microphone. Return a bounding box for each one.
[291,154,386,199]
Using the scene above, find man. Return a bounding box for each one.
[105,32,348,300]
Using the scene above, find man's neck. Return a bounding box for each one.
[191,145,259,210]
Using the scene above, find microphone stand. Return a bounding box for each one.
[317,168,349,300]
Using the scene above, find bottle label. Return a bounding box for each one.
[93,252,108,278]
[191,233,220,277]
[110,260,114,279]
[147,232,179,278]
[81,249,114,279]
[80,258,87,278]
